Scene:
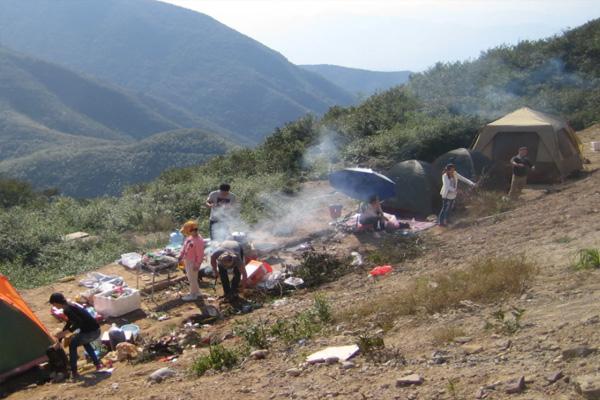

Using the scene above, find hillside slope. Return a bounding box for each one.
[0,45,182,145]
[301,64,412,97]
[0,129,236,197]
[5,127,600,400]
[0,0,354,141]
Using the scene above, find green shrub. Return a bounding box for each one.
[234,319,270,349]
[294,251,348,288]
[573,248,600,270]
[269,296,333,344]
[191,345,240,376]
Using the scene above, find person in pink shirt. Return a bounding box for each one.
[179,220,205,301]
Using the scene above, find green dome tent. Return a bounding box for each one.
[0,274,53,382]
[432,148,475,180]
[384,160,437,217]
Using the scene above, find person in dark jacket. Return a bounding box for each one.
[508,146,535,199]
[49,293,103,378]
[210,240,248,300]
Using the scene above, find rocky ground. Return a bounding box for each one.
[2,125,600,400]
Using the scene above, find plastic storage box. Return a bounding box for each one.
[93,288,141,317]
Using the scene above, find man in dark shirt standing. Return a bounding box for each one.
[49,293,103,378]
[508,146,535,200]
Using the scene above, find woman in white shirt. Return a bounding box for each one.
[438,163,476,227]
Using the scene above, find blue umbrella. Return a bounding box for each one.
[329,168,396,201]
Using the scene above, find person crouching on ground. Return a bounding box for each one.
[438,163,476,227]
[49,292,103,380]
[359,195,388,231]
[211,240,248,301]
[179,220,205,301]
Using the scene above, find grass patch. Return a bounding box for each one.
[554,236,573,244]
[484,308,525,335]
[357,333,406,365]
[269,295,332,344]
[573,248,600,270]
[431,326,466,345]
[234,295,333,348]
[190,345,241,376]
[234,319,270,349]
[458,189,513,219]
[336,256,536,326]
[366,235,427,266]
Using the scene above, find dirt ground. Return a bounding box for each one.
[2,126,600,400]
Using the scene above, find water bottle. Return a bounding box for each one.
[169,230,183,246]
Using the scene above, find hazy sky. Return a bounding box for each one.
[161,0,600,72]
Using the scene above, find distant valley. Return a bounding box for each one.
[301,64,411,97]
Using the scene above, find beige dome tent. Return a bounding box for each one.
[472,107,583,183]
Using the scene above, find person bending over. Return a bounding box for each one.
[49,293,103,379]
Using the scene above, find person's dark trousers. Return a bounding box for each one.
[218,265,241,296]
[438,198,455,226]
[68,329,101,374]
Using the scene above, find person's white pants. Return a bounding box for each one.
[184,260,200,296]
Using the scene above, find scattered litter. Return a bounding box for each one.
[369,265,393,277]
[284,277,304,287]
[119,253,142,269]
[79,272,123,289]
[306,345,360,364]
[350,252,363,267]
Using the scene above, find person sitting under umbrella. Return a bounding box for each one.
[359,195,388,230]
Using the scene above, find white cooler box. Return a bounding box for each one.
[94,288,141,317]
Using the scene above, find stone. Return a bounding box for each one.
[250,349,269,360]
[505,376,525,394]
[562,346,596,359]
[462,344,483,355]
[431,351,448,365]
[581,315,600,326]
[148,367,176,383]
[340,361,355,369]
[574,375,600,399]
[545,370,564,385]
[475,388,487,399]
[287,368,302,377]
[396,374,424,387]
[453,336,472,344]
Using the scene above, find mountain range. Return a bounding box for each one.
[0,0,415,197]
[0,0,356,142]
[301,65,411,97]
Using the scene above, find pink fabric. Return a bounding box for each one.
[345,214,436,232]
[181,236,205,265]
